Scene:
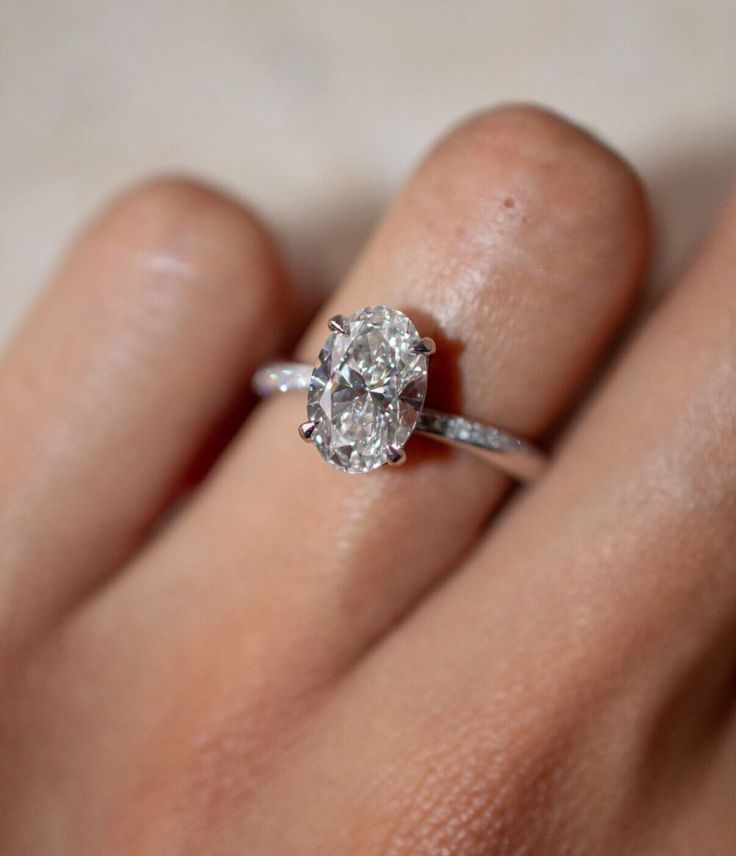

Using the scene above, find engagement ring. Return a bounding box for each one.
[253,306,545,480]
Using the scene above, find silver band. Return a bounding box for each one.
[253,362,546,482]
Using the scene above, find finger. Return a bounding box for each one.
[0,178,289,652]
[101,106,647,692]
[282,187,736,851]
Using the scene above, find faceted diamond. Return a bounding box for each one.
[306,306,429,473]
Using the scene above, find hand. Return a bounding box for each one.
[2,105,735,855]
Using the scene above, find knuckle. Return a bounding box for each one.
[86,175,285,312]
[428,103,645,226]
[367,721,577,855]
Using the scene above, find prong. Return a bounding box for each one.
[386,445,407,467]
[328,314,348,334]
[298,420,318,442]
[410,336,436,356]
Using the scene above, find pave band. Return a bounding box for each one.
[252,360,546,482]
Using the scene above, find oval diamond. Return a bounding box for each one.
[306,306,429,473]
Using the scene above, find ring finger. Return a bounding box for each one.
[93,105,649,692]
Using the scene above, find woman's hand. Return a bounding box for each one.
[2,105,735,855]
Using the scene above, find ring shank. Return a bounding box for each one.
[252,362,545,482]
[415,410,545,482]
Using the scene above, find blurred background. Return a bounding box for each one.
[2,0,735,344]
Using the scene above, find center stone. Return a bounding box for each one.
[306,306,429,473]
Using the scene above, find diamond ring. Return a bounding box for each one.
[252,306,546,481]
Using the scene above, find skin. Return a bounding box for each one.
[1,104,735,854]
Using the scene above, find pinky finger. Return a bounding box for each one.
[0,178,290,654]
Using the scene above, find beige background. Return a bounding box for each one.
[2,1,735,345]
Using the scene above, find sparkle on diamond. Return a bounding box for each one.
[306,306,429,473]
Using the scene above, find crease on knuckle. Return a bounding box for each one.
[370,719,579,855]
